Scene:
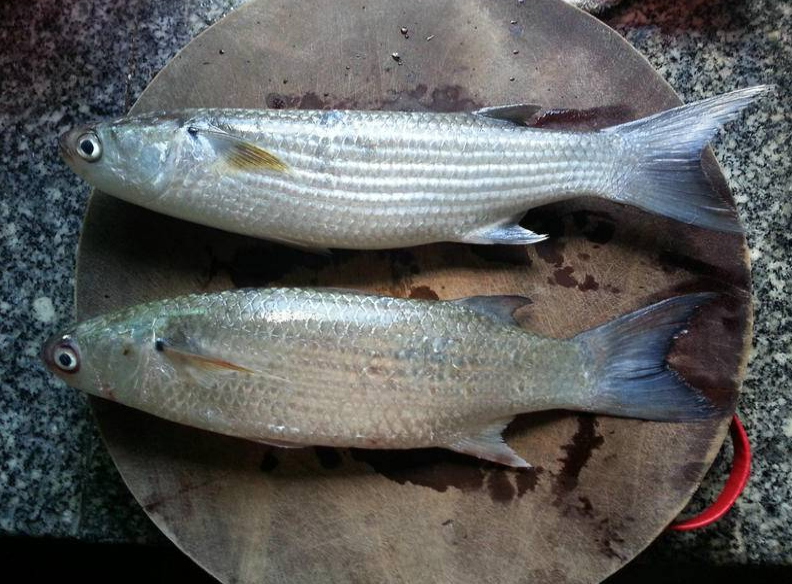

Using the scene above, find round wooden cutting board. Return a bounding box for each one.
[74,1,751,582]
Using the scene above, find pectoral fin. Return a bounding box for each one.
[446,417,529,468]
[473,103,543,126]
[199,127,289,173]
[155,338,255,374]
[453,295,531,326]
[462,223,547,245]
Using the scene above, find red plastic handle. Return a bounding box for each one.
[668,415,750,531]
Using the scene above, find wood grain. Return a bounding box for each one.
[74,1,751,582]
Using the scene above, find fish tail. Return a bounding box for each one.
[574,294,722,422]
[606,85,772,232]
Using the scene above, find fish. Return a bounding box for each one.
[41,288,720,467]
[59,86,769,251]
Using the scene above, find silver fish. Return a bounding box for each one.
[42,289,718,467]
[59,86,768,251]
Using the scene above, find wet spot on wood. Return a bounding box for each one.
[314,447,343,469]
[409,285,439,300]
[553,416,604,504]
[678,461,705,482]
[550,266,577,288]
[658,250,735,284]
[577,496,594,517]
[597,518,626,560]
[260,451,279,473]
[516,466,544,496]
[577,274,599,292]
[350,448,486,493]
[226,245,331,287]
[572,211,615,244]
[486,471,516,503]
[469,245,530,266]
[536,242,565,267]
[266,92,298,109]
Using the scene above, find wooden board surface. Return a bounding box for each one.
[74,1,752,582]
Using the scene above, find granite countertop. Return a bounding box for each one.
[1,0,789,569]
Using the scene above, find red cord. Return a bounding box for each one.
[668,415,751,531]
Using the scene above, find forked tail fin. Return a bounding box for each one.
[575,294,721,422]
[606,85,772,232]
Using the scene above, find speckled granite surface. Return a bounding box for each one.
[1,0,789,567]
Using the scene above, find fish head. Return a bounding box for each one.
[41,308,163,404]
[59,113,188,204]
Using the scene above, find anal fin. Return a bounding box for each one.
[257,438,305,449]
[445,417,530,468]
[463,223,547,246]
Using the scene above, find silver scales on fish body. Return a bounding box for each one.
[60,86,770,251]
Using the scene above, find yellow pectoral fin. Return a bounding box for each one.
[222,140,289,173]
[199,127,289,173]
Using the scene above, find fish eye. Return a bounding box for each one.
[53,343,80,373]
[76,132,102,162]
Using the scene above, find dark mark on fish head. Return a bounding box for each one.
[553,415,604,504]
[577,274,599,292]
[260,451,279,473]
[314,446,343,469]
[408,285,439,300]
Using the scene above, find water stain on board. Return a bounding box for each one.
[350,448,543,503]
[469,245,531,267]
[408,285,439,300]
[597,518,627,560]
[350,448,487,493]
[259,451,280,473]
[553,415,604,504]
[265,83,483,114]
[572,211,615,245]
[577,274,599,292]
[314,446,344,469]
[550,266,577,288]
